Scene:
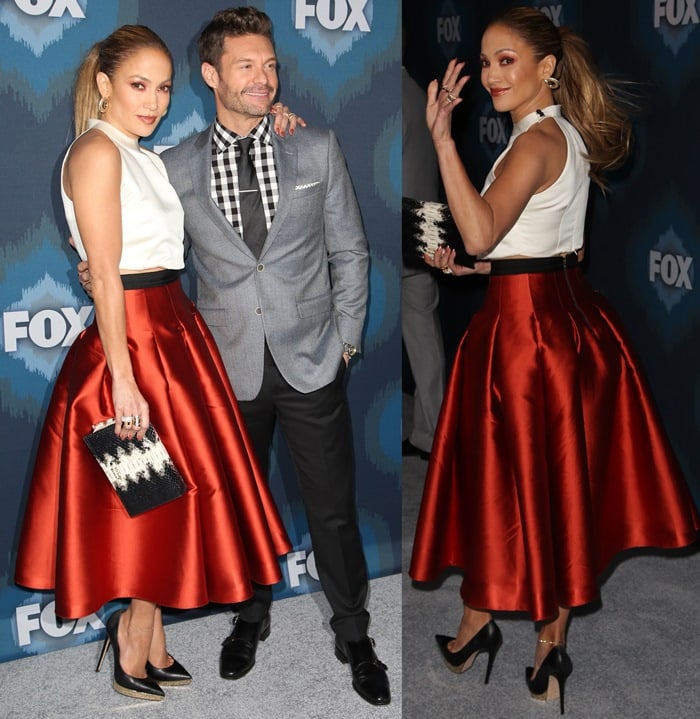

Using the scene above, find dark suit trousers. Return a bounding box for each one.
[235,345,370,642]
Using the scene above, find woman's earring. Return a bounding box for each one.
[98,96,110,114]
[544,76,560,90]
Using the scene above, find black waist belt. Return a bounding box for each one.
[120,269,181,289]
[489,252,578,276]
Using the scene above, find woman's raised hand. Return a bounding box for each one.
[426,59,470,143]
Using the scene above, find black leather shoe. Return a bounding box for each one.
[220,615,270,680]
[526,645,573,715]
[146,655,192,685]
[435,620,502,683]
[335,636,391,705]
[96,610,164,701]
[402,439,430,460]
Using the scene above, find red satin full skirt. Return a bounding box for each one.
[409,267,699,621]
[15,278,291,619]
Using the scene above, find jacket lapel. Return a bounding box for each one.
[259,136,297,259]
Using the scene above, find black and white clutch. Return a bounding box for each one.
[402,197,476,268]
[83,419,187,517]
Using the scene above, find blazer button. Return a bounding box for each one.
[257,263,264,272]
[255,307,262,315]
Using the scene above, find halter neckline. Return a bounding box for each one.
[511,105,562,139]
[88,118,140,150]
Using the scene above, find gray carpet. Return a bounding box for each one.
[0,574,401,719]
[402,440,700,719]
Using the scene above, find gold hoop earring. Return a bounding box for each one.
[544,77,560,90]
[98,96,110,114]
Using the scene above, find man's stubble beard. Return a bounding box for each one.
[218,81,275,119]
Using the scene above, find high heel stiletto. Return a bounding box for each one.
[435,620,503,684]
[146,655,192,685]
[525,643,573,715]
[96,610,165,701]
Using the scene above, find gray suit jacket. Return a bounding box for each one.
[162,124,368,401]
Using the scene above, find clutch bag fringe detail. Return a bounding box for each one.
[402,197,476,268]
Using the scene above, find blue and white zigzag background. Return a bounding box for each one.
[0,0,401,662]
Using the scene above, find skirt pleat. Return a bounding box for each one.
[410,267,699,621]
[15,278,291,619]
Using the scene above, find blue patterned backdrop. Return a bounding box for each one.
[403,0,699,511]
[0,0,401,663]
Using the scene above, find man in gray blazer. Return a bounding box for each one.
[162,7,389,706]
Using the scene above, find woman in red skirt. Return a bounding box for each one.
[14,25,297,702]
[409,7,699,714]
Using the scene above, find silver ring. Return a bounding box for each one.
[120,415,133,424]
[447,93,456,102]
[133,415,141,428]
[442,267,453,274]
[440,84,452,93]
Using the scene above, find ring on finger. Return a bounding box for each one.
[120,415,133,424]
[447,93,456,102]
[442,267,453,274]
[440,84,453,93]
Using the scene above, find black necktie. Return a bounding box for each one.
[236,137,266,258]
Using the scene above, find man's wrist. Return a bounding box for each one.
[342,342,358,359]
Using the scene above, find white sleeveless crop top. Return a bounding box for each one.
[480,105,590,260]
[61,119,185,270]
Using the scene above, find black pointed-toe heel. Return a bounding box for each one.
[96,610,165,701]
[435,620,503,683]
[146,655,192,685]
[525,644,573,715]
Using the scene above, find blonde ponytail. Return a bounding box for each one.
[555,27,632,190]
[73,44,101,136]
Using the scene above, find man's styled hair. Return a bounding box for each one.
[198,6,274,70]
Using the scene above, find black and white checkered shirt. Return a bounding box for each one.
[211,115,279,236]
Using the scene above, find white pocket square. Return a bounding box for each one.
[295,181,321,190]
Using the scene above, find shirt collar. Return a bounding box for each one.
[212,115,273,154]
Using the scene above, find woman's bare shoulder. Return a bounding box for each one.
[65,128,121,181]
[64,128,121,197]
[505,120,566,179]
[68,128,120,167]
[517,119,565,153]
